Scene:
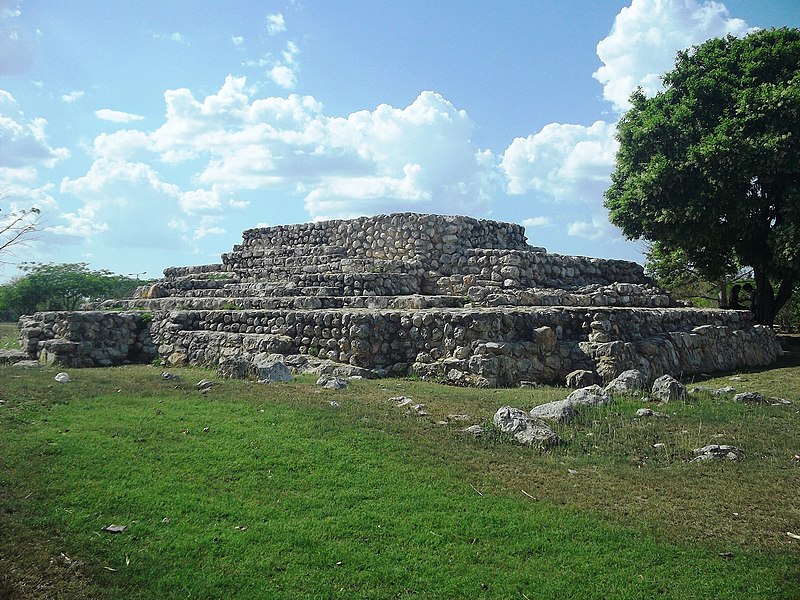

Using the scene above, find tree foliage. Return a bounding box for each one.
[0,263,145,318]
[605,28,800,325]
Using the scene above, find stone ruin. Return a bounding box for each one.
[17,213,782,387]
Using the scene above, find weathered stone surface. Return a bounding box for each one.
[604,370,647,396]
[733,392,766,404]
[493,406,559,447]
[565,369,594,389]
[252,352,294,382]
[636,407,668,418]
[530,399,575,423]
[0,349,28,364]
[316,374,348,389]
[692,444,743,461]
[17,213,783,386]
[651,374,687,403]
[566,385,612,407]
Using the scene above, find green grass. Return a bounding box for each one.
[1,354,799,598]
[0,321,19,350]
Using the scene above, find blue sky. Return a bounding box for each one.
[1,0,798,281]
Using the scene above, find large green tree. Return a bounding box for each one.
[0,263,144,318]
[605,28,800,325]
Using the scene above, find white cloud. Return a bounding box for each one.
[153,31,186,44]
[0,89,70,168]
[266,13,286,36]
[521,216,552,228]
[193,216,226,240]
[74,78,500,225]
[502,120,617,201]
[269,64,296,89]
[594,0,754,112]
[61,90,84,103]
[95,108,146,123]
[566,215,618,241]
[231,35,244,46]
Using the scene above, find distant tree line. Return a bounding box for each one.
[0,263,149,320]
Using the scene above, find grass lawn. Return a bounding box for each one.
[0,323,799,598]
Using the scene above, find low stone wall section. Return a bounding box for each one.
[18,311,157,367]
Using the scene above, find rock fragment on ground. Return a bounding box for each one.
[54,372,70,383]
[493,406,559,447]
[463,424,484,436]
[604,369,647,396]
[197,379,214,390]
[389,396,413,407]
[565,369,594,389]
[692,444,743,461]
[636,407,668,418]
[651,374,687,403]
[316,374,349,389]
[733,391,765,404]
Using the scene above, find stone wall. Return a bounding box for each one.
[18,311,156,367]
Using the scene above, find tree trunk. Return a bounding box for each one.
[751,269,795,326]
[718,278,729,308]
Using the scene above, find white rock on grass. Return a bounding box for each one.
[493,406,559,447]
[54,372,70,383]
[315,374,348,389]
[692,444,743,461]
[253,353,294,383]
[565,369,594,389]
[604,370,647,396]
[651,374,687,403]
[636,407,668,418]
[733,391,765,404]
[530,385,612,423]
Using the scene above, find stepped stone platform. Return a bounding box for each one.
[18,213,782,386]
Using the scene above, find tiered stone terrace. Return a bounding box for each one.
[19,213,782,386]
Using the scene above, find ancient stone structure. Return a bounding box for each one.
[18,213,782,386]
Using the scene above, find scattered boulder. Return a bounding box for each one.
[604,369,647,396]
[168,352,188,367]
[565,369,594,389]
[408,403,430,416]
[316,374,348,389]
[651,374,687,403]
[717,386,737,394]
[565,384,612,408]
[733,391,765,404]
[161,371,180,380]
[389,396,413,407]
[197,379,214,390]
[492,406,559,447]
[252,353,294,383]
[328,400,341,408]
[692,444,743,461]
[463,424,484,437]
[768,397,792,405]
[447,414,472,422]
[636,407,668,418]
[54,372,70,384]
[531,384,612,423]
[530,399,574,423]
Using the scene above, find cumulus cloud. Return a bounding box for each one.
[594,0,754,112]
[61,90,84,103]
[95,108,146,123]
[74,77,500,225]
[266,13,286,36]
[566,215,619,241]
[269,64,296,89]
[0,90,70,168]
[502,120,618,201]
[231,35,244,46]
[521,216,552,228]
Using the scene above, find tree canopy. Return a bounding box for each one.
[0,263,145,319]
[604,28,800,325]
